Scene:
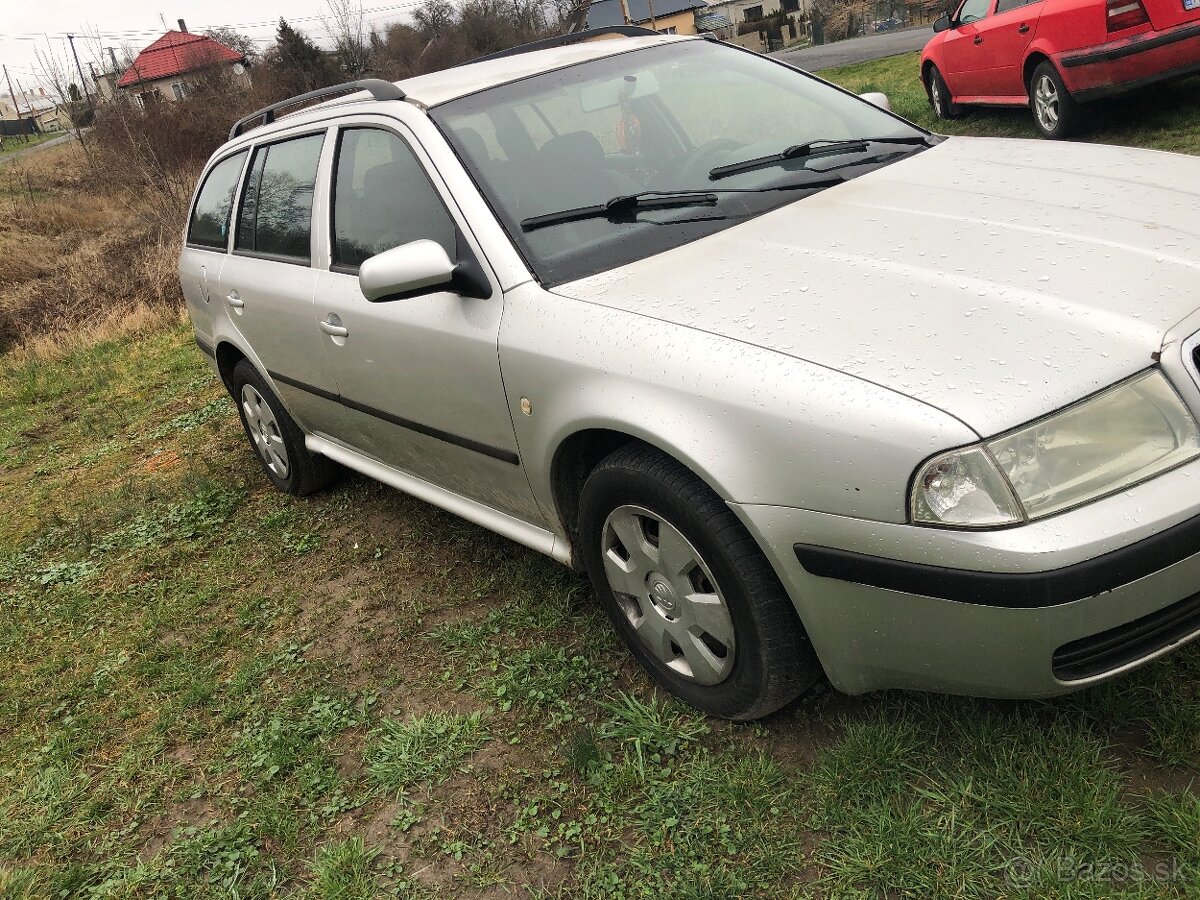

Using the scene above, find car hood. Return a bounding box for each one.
[550,136,1200,437]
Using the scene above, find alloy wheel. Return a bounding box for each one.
[930,75,945,116]
[600,505,736,685]
[241,383,289,478]
[1034,74,1060,133]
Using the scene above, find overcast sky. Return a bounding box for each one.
[1,0,417,96]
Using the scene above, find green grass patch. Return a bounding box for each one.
[820,52,1200,154]
[366,712,490,794]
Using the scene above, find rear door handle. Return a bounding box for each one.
[225,290,244,309]
[1018,23,1030,33]
[320,316,349,338]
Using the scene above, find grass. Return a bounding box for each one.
[4,325,1200,898]
[3,64,1200,898]
[0,131,59,160]
[819,51,1200,154]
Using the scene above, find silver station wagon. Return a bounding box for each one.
[180,29,1200,720]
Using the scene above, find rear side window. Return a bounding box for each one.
[331,128,456,271]
[187,151,246,249]
[236,133,325,263]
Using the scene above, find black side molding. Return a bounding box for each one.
[795,510,1200,609]
[195,337,216,359]
[267,370,520,466]
[1061,23,1200,67]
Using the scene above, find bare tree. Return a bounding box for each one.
[204,27,260,63]
[325,0,373,76]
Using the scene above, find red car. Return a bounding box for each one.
[920,0,1200,137]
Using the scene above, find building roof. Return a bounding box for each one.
[695,11,734,30]
[587,0,707,28]
[117,31,243,89]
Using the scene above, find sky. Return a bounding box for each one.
[0,0,419,97]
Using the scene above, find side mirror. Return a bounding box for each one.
[359,240,457,302]
[933,13,952,31]
[860,92,892,111]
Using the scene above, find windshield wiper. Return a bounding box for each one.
[709,136,930,181]
[520,178,845,233]
[521,191,719,232]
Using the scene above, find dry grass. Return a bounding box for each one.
[0,142,186,356]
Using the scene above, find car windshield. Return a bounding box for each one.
[432,40,930,285]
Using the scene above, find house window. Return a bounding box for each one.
[744,5,764,19]
[659,25,678,33]
[171,82,184,101]
[782,0,799,11]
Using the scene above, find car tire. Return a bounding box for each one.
[926,64,966,120]
[1030,61,1083,140]
[230,359,337,497]
[577,443,822,720]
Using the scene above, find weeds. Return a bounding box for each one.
[366,712,489,794]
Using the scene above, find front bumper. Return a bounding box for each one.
[1057,23,1200,102]
[732,456,1200,697]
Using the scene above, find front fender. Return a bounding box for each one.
[499,284,976,538]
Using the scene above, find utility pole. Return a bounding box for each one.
[66,34,94,112]
[647,0,657,29]
[618,0,632,24]
[3,64,20,116]
[2,64,28,141]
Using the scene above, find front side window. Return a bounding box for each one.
[995,0,1040,12]
[235,133,325,263]
[433,40,928,285]
[331,128,456,271]
[957,0,991,22]
[187,150,246,249]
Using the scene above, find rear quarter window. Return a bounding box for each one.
[187,151,247,249]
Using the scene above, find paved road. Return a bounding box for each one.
[772,26,933,71]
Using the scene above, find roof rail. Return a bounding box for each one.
[463,26,661,66]
[228,78,406,141]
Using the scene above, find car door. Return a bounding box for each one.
[312,120,543,524]
[974,0,1045,98]
[219,129,346,436]
[180,149,247,346]
[940,0,996,97]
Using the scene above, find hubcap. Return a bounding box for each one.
[600,505,736,686]
[241,384,289,478]
[931,76,944,114]
[1034,75,1060,132]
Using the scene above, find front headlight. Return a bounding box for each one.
[912,371,1200,528]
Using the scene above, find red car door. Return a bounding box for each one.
[973,0,1046,98]
[940,0,997,97]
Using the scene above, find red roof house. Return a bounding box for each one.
[117,29,245,91]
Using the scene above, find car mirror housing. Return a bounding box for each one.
[359,240,458,302]
[859,92,892,111]
[933,13,952,31]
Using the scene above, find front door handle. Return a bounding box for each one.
[974,34,983,44]
[225,290,244,309]
[320,315,349,338]
[1018,23,1030,33]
